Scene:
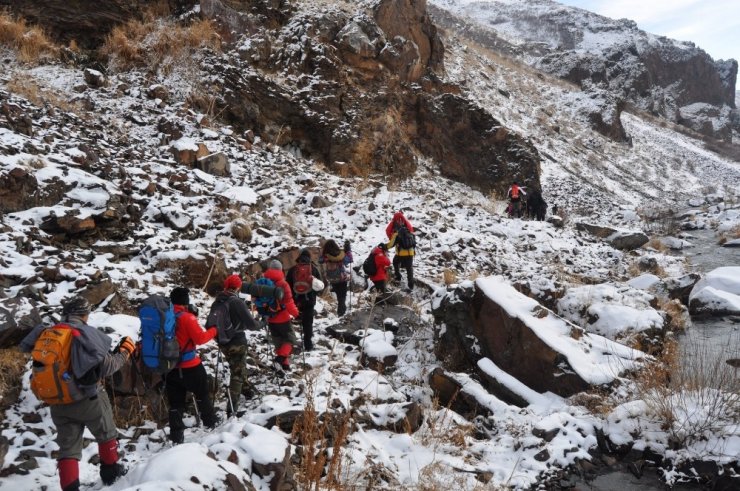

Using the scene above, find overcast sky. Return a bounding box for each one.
[557,0,740,63]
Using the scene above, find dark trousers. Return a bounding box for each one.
[393,255,414,289]
[371,280,387,293]
[165,363,218,436]
[331,281,349,316]
[296,297,315,350]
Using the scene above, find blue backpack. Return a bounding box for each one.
[253,278,284,318]
[139,295,193,372]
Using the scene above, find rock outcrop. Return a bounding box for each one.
[432,278,642,398]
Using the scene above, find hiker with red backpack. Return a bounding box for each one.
[367,243,392,293]
[507,181,527,218]
[262,259,300,372]
[207,274,258,417]
[20,296,134,491]
[165,287,220,444]
[286,248,324,352]
[386,211,416,291]
[320,239,353,317]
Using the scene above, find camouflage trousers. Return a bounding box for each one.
[222,343,249,411]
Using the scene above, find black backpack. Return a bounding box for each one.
[362,253,377,276]
[396,225,416,249]
[206,297,238,345]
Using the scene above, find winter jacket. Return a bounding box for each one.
[320,250,352,284]
[173,304,217,369]
[262,268,300,324]
[286,258,323,307]
[369,247,391,282]
[386,231,415,257]
[385,211,414,238]
[20,316,128,399]
[212,291,258,347]
[507,184,526,200]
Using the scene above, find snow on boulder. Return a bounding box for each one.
[170,137,209,166]
[358,328,397,371]
[433,278,644,398]
[717,208,740,233]
[689,267,740,316]
[576,222,649,250]
[197,151,230,176]
[557,283,665,341]
[116,442,254,490]
[627,274,661,291]
[664,273,701,305]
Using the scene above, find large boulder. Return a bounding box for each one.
[0,167,68,213]
[576,222,649,250]
[0,296,42,348]
[154,251,228,295]
[432,278,643,397]
[688,267,740,316]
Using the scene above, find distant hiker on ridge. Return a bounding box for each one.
[385,211,416,290]
[21,296,134,490]
[507,181,526,218]
[166,287,219,444]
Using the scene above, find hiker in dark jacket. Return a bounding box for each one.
[526,188,547,221]
[386,211,416,290]
[286,248,324,352]
[211,274,258,417]
[20,296,134,491]
[320,239,353,317]
[263,260,300,371]
[166,287,219,444]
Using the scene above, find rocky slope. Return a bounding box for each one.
[430,0,739,142]
[1,0,739,489]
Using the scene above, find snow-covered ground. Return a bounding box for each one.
[1,1,739,489]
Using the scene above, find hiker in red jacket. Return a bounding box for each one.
[507,181,527,218]
[369,243,392,293]
[166,287,219,444]
[385,210,414,238]
[262,260,300,372]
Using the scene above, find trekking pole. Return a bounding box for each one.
[191,394,201,426]
[213,348,222,400]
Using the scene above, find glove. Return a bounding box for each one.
[117,336,136,357]
[187,303,199,316]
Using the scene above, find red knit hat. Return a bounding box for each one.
[224,274,243,291]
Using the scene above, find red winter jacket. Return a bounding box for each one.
[173,304,217,369]
[385,211,414,238]
[262,268,299,324]
[370,247,391,282]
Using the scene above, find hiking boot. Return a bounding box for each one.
[169,429,184,445]
[100,462,126,485]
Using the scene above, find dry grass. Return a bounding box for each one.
[0,13,58,63]
[636,337,740,448]
[646,238,668,253]
[442,268,458,286]
[657,297,689,333]
[0,348,28,418]
[292,377,351,490]
[102,17,221,73]
[6,74,81,113]
[717,225,740,245]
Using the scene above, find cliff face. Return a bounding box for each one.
[430,0,738,141]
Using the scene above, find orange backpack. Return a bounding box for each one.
[510,185,520,199]
[30,324,84,405]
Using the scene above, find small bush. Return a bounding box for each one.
[442,268,457,286]
[0,13,57,63]
[0,348,28,418]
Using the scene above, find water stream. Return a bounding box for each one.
[575,227,737,490]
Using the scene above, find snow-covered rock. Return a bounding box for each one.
[689,267,740,315]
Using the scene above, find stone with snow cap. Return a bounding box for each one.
[433,277,645,398]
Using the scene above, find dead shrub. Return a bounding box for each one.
[0,348,28,418]
[6,74,80,113]
[442,268,458,286]
[646,238,668,253]
[102,18,221,73]
[230,219,253,244]
[636,336,740,448]
[0,13,57,63]
[658,297,689,332]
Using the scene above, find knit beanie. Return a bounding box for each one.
[224,274,243,291]
[62,296,91,317]
[269,259,283,270]
[170,287,190,306]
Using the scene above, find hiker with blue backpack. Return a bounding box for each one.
[385,211,416,291]
[320,239,353,317]
[260,260,300,372]
[164,287,219,444]
[206,274,258,417]
[20,296,134,491]
[286,248,325,352]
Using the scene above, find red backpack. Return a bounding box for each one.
[292,263,313,295]
[510,185,520,199]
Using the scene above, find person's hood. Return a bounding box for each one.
[263,268,286,282]
[372,246,385,256]
[393,211,405,223]
[324,250,345,262]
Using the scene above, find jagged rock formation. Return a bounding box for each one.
[430,0,738,141]
[432,278,642,398]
